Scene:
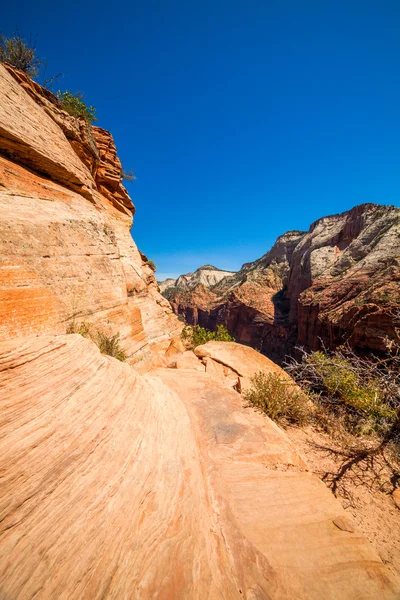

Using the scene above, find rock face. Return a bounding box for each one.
[0,64,181,367]
[158,277,176,293]
[194,340,289,392]
[1,334,398,598]
[165,205,400,360]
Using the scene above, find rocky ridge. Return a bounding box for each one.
[164,204,400,360]
[160,264,237,294]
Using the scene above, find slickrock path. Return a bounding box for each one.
[0,335,398,599]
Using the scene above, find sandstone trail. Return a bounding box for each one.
[0,64,399,598]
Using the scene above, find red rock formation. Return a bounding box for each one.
[92,126,133,214]
[164,205,400,359]
[0,64,181,366]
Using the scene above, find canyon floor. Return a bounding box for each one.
[1,335,399,599]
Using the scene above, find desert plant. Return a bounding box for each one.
[122,168,136,182]
[147,260,156,271]
[66,320,92,337]
[57,90,97,125]
[95,331,128,362]
[244,371,310,426]
[67,321,127,361]
[182,324,235,348]
[0,32,41,77]
[285,345,399,441]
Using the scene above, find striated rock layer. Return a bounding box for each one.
[0,334,398,599]
[164,204,400,360]
[0,64,181,367]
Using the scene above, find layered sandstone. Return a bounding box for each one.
[0,64,181,367]
[1,334,398,598]
[164,205,400,359]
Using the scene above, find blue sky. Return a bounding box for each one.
[4,1,400,280]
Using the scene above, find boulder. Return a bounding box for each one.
[195,341,287,391]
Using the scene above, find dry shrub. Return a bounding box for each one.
[67,320,127,362]
[244,372,311,426]
[95,331,128,362]
[286,346,399,444]
[0,32,41,77]
[182,325,234,348]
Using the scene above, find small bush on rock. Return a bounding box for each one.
[122,168,136,182]
[95,331,128,362]
[0,32,41,77]
[57,90,97,125]
[182,324,235,348]
[286,345,399,443]
[244,372,311,426]
[67,320,127,361]
[66,320,92,337]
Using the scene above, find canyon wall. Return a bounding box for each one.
[0,64,181,369]
[165,204,400,360]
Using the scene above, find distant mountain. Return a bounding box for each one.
[158,265,237,294]
[162,204,400,362]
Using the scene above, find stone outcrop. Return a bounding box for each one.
[0,63,181,368]
[194,340,289,392]
[164,205,400,360]
[1,334,398,598]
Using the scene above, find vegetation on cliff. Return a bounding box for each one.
[67,321,128,361]
[0,32,41,77]
[56,90,97,124]
[182,324,234,348]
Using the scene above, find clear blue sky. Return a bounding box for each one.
[4,1,400,279]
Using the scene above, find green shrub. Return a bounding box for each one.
[57,90,97,124]
[308,351,395,420]
[147,260,156,271]
[95,331,128,362]
[0,32,41,77]
[67,321,127,361]
[66,320,91,337]
[182,324,235,348]
[244,372,310,426]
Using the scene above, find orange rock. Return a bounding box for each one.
[0,334,398,598]
[174,350,205,371]
[0,64,98,203]
[0,66,181,365]
[195,341,286,392]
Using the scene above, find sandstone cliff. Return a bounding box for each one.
[0,63,181,369]
[165,204,400,360]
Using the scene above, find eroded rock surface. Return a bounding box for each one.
[0,64,181,366]
[0,334,398,599]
